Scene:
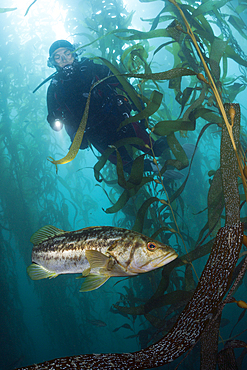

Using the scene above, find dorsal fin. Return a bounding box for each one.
[30,225,66,245]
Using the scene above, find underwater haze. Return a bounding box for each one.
[1,0,247,369]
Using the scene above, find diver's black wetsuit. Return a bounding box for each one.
[47,58,166,172]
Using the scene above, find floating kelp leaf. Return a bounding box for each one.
[93,137,145,181]
[114,290,194,316]
[132,197,159,232]
[207,168,224,237]
[104,177,153,214]
[169,74,181,93]
[235,4,247,15]
[153,40,176,57]
[114,147,127,188]
[94,147,116,182]
[0,7,17,13]
[229,15,247,40]
[113,323,134,332]
[98,57,143,112]
[166,133,189,169]
[194,13,215,41]
[176,87,194,116]
[118,90,163,130]
[195,221,210,248]
[229,309,246,338]
[195,29,215,45]
[124,67,197,81]
[115,150,145,190]
[217,346,239,370]
[224,83,246,103]
[125,44,150,74]
[121,43,147,67]
[163,123,214,204]
[144,290,194,314]
[115,28,170,41]
[208,170,216,177]
[144,313,164,330]
[152,119,195,136]
[151,226,175,240]
[127,154,146,187]
[75,24,153,53]
[224,339,247,351]
[167,19,185,42]
[190,107,222,124]
[225,45,247,68]
[87,318,107,327]
[24,0,38,16]
[184,263,196,291]
[142,15,176,30]
[209,38,228,81]
[192,0,228,17]
[150,7,165,31]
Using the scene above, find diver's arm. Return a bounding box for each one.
[46,84,64,131]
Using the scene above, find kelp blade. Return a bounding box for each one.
[0,7,17,13]
[93,137,146,182]
[118,90,163,130]
[47,90,91,170]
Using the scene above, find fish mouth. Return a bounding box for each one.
[144,251,178,270]
[129,251,178,273]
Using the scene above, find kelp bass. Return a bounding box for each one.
[27,225,178,292]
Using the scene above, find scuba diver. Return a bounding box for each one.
[46,40,168,173]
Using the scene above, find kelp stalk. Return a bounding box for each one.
[168,0,247,202]
[220,103,241,226]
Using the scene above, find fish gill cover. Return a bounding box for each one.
[1,0,247,369]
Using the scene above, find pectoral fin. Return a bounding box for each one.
[27,263,58,280]
[79,275,110,292]
[85,250,109,269]
[85,250,134,277]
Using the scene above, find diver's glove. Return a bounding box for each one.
[47,112,64,131]
[52,119,63,131]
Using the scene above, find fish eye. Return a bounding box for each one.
[147,242,157,251]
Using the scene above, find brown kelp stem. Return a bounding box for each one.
[147,132,199,280]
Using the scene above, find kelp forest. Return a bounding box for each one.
[1,0,247,369]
